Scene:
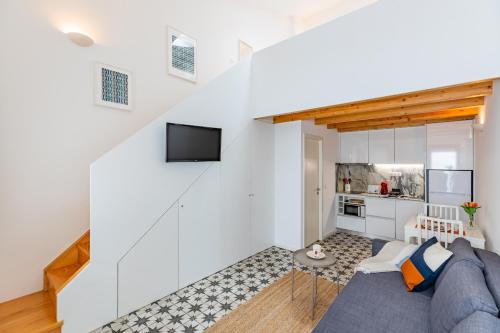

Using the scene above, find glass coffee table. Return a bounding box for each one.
[291,249,339,319]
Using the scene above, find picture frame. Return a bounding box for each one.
[167,27,197,82]
[95,63,132,110]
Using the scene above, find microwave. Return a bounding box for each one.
[338,195,366,218]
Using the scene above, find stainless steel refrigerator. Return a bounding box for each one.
[427,170,473,224]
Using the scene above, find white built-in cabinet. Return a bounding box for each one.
[118,122,276,315]
[427,120,474,170]
[340,131,368,163]
[395,126,426,164]
[340,121,473,168]
[369,129,395,164]
[337,214,366,233]
[395,200,425,241]
[117,203,179,316]
[365,197,396,239]
[179,164,223,288]
[178,122,275,289]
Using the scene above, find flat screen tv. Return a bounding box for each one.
[166,123,222,162]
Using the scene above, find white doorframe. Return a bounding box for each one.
[302,134,323,248]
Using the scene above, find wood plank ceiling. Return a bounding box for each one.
[267,80,492,132]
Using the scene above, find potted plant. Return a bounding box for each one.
[461,202,481,229]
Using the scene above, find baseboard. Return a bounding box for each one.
[336,228,394,241]
[322,228,337,239]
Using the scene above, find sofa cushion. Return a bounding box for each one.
[372,239,389,256]
[435,238,483,290]
[430,260,499,333]
[450,311,500,333]
[313,271,431,333]
[401,237,451,292]
[475,249,500,313]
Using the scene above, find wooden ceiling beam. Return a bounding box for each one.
[331,115,477,132]
[315,97,484,125]
[271,80,492,124]
[330,107,482,130]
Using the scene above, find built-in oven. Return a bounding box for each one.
[338,195,366,218]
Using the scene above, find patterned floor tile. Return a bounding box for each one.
[92,232,371,333]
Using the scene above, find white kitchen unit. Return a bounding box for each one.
[340,131,369,163]
[366,216,396,239]
[427,120,474,170]
[337,215,366,233]
[395,200,425,240]
[365,197,396,238]
[369,129,395,164]
[365,197,396,219]
[395,126,426,164]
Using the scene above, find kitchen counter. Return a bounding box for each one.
[337,192,425,202]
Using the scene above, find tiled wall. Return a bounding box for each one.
[336,164,425,199]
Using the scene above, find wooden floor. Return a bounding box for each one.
[0,291,61,333]
[207,270,342,333]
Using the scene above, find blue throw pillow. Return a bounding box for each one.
[401,237,452,292]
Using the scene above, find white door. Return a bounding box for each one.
[304,137,321,247]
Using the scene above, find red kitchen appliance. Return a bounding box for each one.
[380,181,389,195]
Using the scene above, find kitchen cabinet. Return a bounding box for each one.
[366,197,396,219]
[369,129,394,164]
[337,215,366,233]
[340,131,369,163]
[427,120,474,170]
[395,126,426,164]
[395,200,425,240]
[366,197,396,238]
[366,216,395,239]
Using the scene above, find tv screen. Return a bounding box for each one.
[166,123,222,162]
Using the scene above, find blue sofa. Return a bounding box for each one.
[313,238,500,333]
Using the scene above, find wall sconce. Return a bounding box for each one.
[473,106,486,131]
[66,31,94,47]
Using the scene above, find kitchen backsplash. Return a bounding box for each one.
[336,164,425,199]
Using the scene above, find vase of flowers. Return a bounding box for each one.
[461,202,481,229]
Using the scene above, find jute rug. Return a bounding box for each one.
[206,270,342,333]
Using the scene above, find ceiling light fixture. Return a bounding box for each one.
[66,31,94,47]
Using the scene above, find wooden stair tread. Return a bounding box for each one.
[0,291,62,333]
[78,241,90,257]
[46,264,82,293]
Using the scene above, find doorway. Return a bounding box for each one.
[304,135,322,247]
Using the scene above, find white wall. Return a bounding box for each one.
[252,0,500,118]
[0,0,292,302]
[274,122,303,250]
[274,120,339,251]
[475,79,500,254]
[58,60,276,332]
[297,0,377,32]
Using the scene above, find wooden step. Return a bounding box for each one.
[0,291,62,333]
[77,240,90,264]
[46,264,82,294]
